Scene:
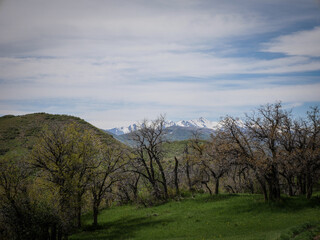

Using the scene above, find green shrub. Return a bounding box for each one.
[0,147,9,155]
[1,127,20,140]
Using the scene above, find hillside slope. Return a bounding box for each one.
[0,113,122,157]
[70,194,320,240]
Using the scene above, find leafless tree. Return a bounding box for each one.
[129,116,169,200]
[90,146,126,227]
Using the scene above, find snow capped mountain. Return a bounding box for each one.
[176,117,219,129]
[107,117,220,136]
[108,123,138,135]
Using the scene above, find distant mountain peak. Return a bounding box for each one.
[106,117,219,136]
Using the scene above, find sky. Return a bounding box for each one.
[0,0,320,129]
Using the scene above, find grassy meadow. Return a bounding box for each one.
[71,194,320,240]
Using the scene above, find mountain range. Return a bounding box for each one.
[105,117,220,144]
[107,117,220,136]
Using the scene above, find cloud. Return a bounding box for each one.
[1,53,320,89]
[1,78,319,106]
[0,0,264,54]
[1,80,319,128]
[262,26,320,57]
[0,0,320,128]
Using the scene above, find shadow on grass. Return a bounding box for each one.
[192,193,320,214]
[229,195,320,214]
[194,193,240,203]
[73,216,172,240]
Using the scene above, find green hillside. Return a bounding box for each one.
[70,193,320,240]
[162,140,189,160]
[0,113,121,157]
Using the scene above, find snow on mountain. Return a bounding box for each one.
[176,117,219,129]
[163,120,176,128]
[108,123,138,135]
[107,117,220,136]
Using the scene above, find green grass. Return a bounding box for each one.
[70,194,320,240]
[278,222,320,240]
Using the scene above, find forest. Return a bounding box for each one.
[0,102,319,240]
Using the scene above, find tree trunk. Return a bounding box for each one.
[162,180,168,200]
[155,159,168,200]
[151,181,160,199]
[174,157,180,196]
[306,186,313,199]
[93,204,99,227]
[266,173,281,201]
[257,177,268,202]
[267,180,273,201]
[202,181,212,195]
[42,225,50,240]
[76,193,82,228]
[298,175,306,195]
[272,165,281,200]
[77,205,82,228]
[132,175,140,201]
[248,179,254,194]
[225,185,235,194]
[186,160,193,192]
[57,227,62,240]
[267,176,279,201]
[306,174,313,199]
[51,224,57,240]
[215,178,220,195]
[286,177,294,196]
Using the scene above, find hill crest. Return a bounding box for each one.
[0,112,122,157]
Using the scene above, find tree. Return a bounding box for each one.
[277,114,299,196]
[31,123,100,237]
[204,131,235,194]
[116,171,141,203]
[301,107,320,198]
[222,103,287,201]
[130,116,169,200]
[182,144,198,193]
[244,102,288,200]
[189,130,234,195]
[90,146,126,227]
[0,155,56,240]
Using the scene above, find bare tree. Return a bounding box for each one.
[302,107,320,198]
[116,172,141,203]
[278,114,299,196]
[244,102,288,200]
[130,116,169,200]
[90,146,126,227]
[222,115,270,201]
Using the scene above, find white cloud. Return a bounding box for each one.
[0,0,265,54]
[1,79,319,128]
[74,81,320,128]
[1,78,319,106]
[0,0,320,128]
[1,53,319,90]
[263,26,320,57]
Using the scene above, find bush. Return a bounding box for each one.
[1,127,20,140]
